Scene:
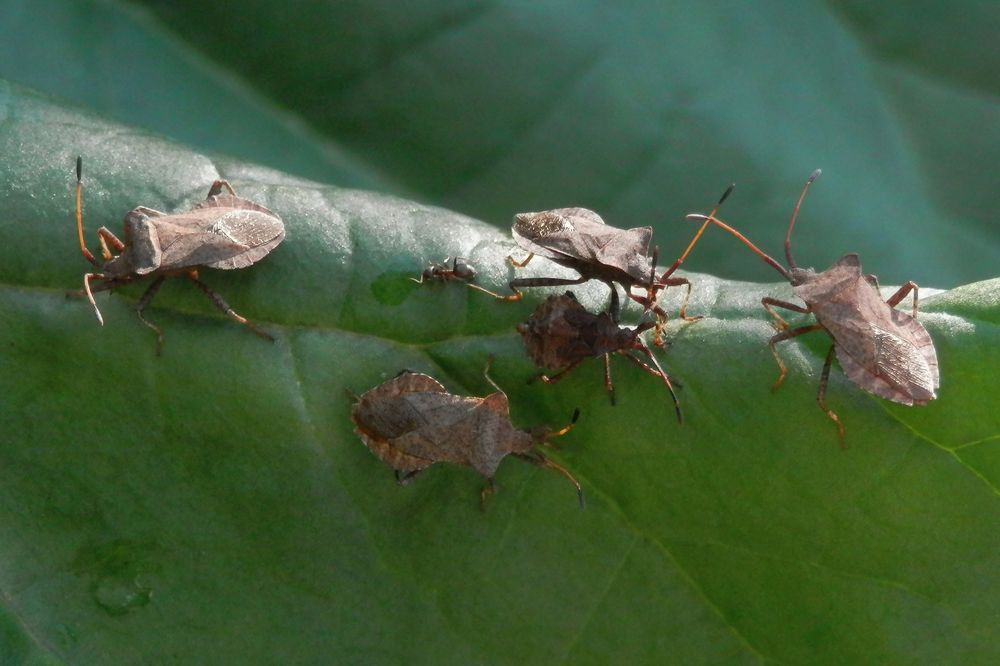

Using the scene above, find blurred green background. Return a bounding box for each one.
[0,2,998,664]
[0,0,996,286]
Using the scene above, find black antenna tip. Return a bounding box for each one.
[570,408,581,424]
[719,183,735,205]
[75,156,82,181]
[808,168,822,183]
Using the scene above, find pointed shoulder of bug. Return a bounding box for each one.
[791,253,865,302]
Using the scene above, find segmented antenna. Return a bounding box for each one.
[658,183,735,282]
[76,156,98,267]
[785,169,822,270]
[684,213,791,281]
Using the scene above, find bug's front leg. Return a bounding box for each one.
[514,451,584,509]
[815,344,846,447]
[624,345,682,423]
[96,227,126,260]
[761,297,810,331]
[767,323,824,391]
[884,281,919,318]
[530,359,586,386]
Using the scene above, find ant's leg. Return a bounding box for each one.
[187,273,274,341]
[816,344,846,448]
[767,323,824,391]
[761,297,810,331]
[135,276,167,354]
[884,281,919,318]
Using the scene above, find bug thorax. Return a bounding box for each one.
[787,266,817,287]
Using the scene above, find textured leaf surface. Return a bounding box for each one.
[1,84,999,664]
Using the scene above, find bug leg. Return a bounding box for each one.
[83,273,107,325]
[96,227,126,260]
[602,353,616,405]
[207,180,237,198]
[136,276,167,354]
[480,478,497,511]
[817,344,846,448]
[506,252,534,268]
[625,342,682,423]
[608,282,621,324]
[395,469,422,486]
[656,276,702,321]
[465,282,523,302]
[510,275,589,291]
[884,281,919,318]
[531,359,585,386]
[767,323,824,391]
[762,297,810,331]
[514,451,584,509]
[186,274,274,342]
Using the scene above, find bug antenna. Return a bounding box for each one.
[658,183,736,282]
[684,213,791,281]
[75,157,99,267]
[536,453,585,509]
[785,169,821,270]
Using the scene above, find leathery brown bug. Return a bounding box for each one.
[518,292,682,420]
[477,187,733,344]
[687,169,939,445]
[410,257,477,284]
[74,157,285,352]
[349,361,584,508]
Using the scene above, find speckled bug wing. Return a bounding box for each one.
[796,254,939,405]
[140,195,284,273]
[390,391,533,479]
[350,372,450,474]
[512,208,653,280]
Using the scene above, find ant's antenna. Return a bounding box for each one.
[785,169,821,270]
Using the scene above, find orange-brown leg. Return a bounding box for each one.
[623,345,682,424]
[762,297,810,331]
[531,359,586,386]
[83,272,107,325]
[186,273,274,341]
[135,276,167,354]
[768,323,824,391]
[506,252,534,268]
[514,451,584,508]
[884,281,919,318]
[816,344,846,448]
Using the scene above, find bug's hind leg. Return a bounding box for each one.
[767,323,824,391]
[135,276,167,354]
[186,273,274,342]
[816,344,846,448]
[884,281,919,318]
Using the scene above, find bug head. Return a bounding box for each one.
[783,169,822,271]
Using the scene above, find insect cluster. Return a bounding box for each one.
[68,158,939,507]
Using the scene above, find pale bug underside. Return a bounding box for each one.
[794,254,939,405]
[512,207,654,282]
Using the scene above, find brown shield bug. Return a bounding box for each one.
[483,187,733,343]
[349,363,583,507]
[74,157,285,351]
[517,291,682,421]
[687,170,939,445]
[410,256,477,284]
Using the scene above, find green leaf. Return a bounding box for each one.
[1,83,999,664]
